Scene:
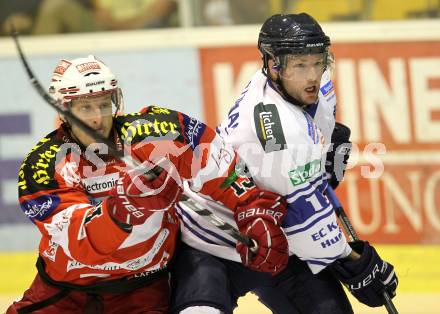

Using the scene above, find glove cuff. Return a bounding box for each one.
[105,198,133,232]
[332,241,375,280]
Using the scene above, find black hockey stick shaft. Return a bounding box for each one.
[11,31,255,249]
[326,186,398,314]
[10,30,158,179]
[181,184,258,252]
[180,195,256,250]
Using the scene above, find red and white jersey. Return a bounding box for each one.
[18,106,259,286]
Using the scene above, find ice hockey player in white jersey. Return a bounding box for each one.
[171,13,398,314]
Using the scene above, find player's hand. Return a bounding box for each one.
[331,241,398,307]
[325,122,352,189]
[234,190,288,274]
[107,168,182,226]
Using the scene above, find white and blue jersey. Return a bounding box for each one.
[177,70,351,273]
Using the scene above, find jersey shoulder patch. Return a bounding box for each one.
[114,106,184,144]
[18,130,63,196]
[319,75,336,103]
[181,114,206,150]
[20,194,61,222]
[253,102,287,153]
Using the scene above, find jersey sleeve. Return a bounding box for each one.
[18,139,129,265]
[180,111,269,211]
[218,90,351,273]
[129,106,264,211]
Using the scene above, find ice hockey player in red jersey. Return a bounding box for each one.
[7,55,288,313]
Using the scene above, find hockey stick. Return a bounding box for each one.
[180,193,256,250]
[10,30,156,179]
[11,30,256,250]
[325,186,399,314]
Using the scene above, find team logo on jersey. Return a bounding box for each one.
[288,159,322,186]
[21,194,61,221]
[253,103,287,153]
[183,115,206,150]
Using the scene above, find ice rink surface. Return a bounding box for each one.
[1,245,439,313]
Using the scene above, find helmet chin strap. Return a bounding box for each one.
[63,120,116,154]
[112,88,125,117]
[264,57,324,108]
[274,75,306,108]
[265,70,310,108]
[60,107,115,150]
[262,56,311,108]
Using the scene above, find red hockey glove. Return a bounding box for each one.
[234,190,288,274]
[107,168,182,227]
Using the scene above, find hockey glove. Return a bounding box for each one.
[325,122,352,189]
[234,190,288,275]
[331,241,398,307]
[107,168,182,227]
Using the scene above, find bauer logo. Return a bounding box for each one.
[81,173,119,194]
[85,80,105,87]
[21,194,61,221]
[288,159,322,186]
[306,42,324,47]
[254,103,287,152]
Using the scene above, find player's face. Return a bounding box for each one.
[277,53,326,105]
[69,93,114,147]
